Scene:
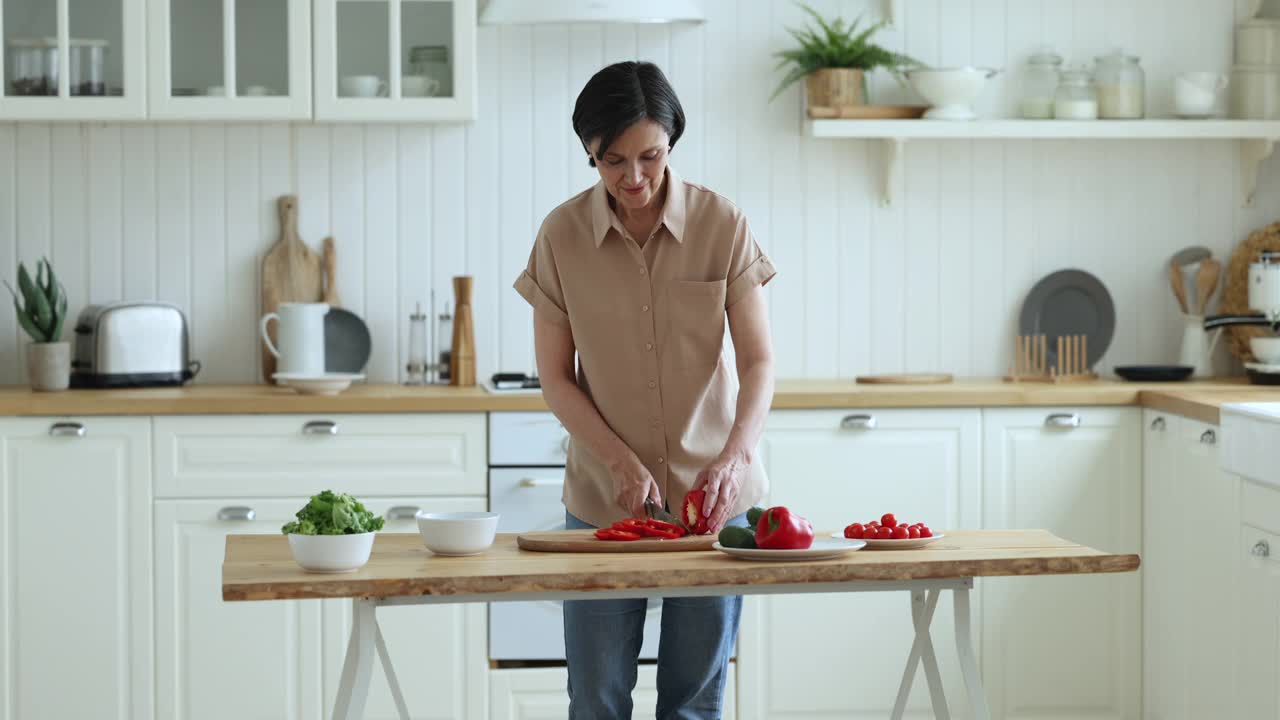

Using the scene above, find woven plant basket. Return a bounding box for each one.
[1222,220,1280,361]
[805,68,865,109]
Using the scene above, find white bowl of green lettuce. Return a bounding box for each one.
[283,491,384,573]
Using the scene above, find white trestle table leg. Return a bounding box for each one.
[953,582,992,720]
[891,588,950,720]
[376,621,411,720]
[332,598,379,720]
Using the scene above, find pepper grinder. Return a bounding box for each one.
[405,303,428,385]
[450,276,476,386]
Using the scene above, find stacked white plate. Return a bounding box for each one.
[273,372,365,395]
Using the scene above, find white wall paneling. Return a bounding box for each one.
[0,0,1268,384]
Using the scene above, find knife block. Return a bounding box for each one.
[449,276,476,387]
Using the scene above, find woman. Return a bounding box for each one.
[513,61,776,720]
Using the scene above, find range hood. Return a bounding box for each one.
[479,0,705,25]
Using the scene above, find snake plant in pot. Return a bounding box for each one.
[772,3,918,111]
[6,259,69,391]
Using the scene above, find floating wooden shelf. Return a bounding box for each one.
[804,119,1280,207]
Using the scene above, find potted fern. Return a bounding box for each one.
[772,3,918,110]
[6,259,69,391]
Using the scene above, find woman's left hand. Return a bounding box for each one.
[694,450,748,533]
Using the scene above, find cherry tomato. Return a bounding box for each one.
[908,526,921,539]
[844,523,865,539]
[892,525,910,539]
[876,526,894,540]
[918,526,933,538]
[881,513,897,528]
[868,521,880,529]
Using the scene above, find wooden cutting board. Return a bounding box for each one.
[856,373,955,384]
[517,529,717,553]
[261,196,326,382]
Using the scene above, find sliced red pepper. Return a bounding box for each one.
[643,519,687,537]
[683,489,710,535]
[632,519,684,539]
[595,528,641,541]
[611,518,649,533]
[754,506,815,550]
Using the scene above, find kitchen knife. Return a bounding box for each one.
[644,497,684,528]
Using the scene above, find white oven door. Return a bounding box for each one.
[488,467,661,661]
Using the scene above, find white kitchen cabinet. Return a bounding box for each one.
[321,497,488,720]
[0,0,147,119]
[313,0,475,121]
[981,407,1141,720]
[488,663,737,720]
[154,498,323,720]
[1142,410,1187,720]
[147,0,311,119]
[153,413,486,498]
[1236,479,1280,719]
[737,408,982,720]
[0,417,152,720]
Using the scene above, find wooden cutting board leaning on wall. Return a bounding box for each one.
[260,195,338,382]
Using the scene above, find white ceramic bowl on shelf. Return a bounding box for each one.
[1251,336,1280,364]
[415,511,500,556]
[286,532,376,573]
[906,67,999,120]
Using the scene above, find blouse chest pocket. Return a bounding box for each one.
[666,279,727,368]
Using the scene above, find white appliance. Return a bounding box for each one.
[488,412,661,661]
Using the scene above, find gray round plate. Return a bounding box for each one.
[1018,269,1115,369]
[325,308,372,374]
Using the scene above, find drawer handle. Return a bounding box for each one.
[840,414,877,430]
[1200,429,1217,445]
[519,477,566,488]
[1253,540,1271,558]
[48,421,86,437]
[1150,417,1166,431]
[385,506,420,521]
[217,506,256,522]
[302,420,339,436]
[1045,413,1080,429]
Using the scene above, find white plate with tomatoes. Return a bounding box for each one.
[830,532,944,550]
[712,537,867,561]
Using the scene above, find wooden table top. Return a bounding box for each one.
[222,530,1140,602]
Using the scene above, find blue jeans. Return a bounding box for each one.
[563,510,747,720]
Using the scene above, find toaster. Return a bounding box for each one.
[71,302,201,388]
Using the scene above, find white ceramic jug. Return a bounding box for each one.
[261,302,329,376]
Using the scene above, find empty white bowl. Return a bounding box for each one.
[1252,336,1280,364]
[907,67,999,120]
[287,532,375,573]
[416,511,500,556]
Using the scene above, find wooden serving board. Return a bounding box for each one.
[856,373,954,385]
[261,195,326,382]
[517,529,716,553]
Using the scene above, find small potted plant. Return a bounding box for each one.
[6,258,69,391]
[771,3,918,110]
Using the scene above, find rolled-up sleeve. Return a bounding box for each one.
[724,215,777,309]
[513,231,571,328]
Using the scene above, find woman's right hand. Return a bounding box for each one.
[608,452,661,518]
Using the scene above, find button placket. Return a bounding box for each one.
[637,262,669,499]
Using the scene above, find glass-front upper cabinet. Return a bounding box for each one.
[149,0,311,119]
[0,0,145,119]
[314,0,475,122]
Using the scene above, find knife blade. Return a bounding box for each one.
[644,497,683,528]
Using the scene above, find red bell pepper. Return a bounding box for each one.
[683,490,710,535]
[595,528,641,541]
[754,506,815,550]
[611,519,649,534]
[638,519,687,539]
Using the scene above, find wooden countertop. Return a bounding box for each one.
[222,530,1139,602]
[0,378,1272,421]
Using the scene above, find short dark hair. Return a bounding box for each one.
[572,61,685,168]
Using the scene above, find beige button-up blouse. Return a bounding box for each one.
[514,168,777,529]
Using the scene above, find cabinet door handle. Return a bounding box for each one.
[519,477,566,488]
[1150,417,1166,431]
[1200,429,1217,445]
[840,414,877,430]
[1045,413,1080,429]
[385,506,420,521]
[302,420,339,436]
[217,506,256,522]
[1252,540,1271,558]
[48,421,86,437]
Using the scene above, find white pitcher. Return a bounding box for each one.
[261,302,329,376]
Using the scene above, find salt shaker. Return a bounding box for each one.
[405,303,428,385]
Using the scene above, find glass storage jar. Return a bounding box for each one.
[1054,68,1098,120]
[1094,50,1145,119]
[69,39,107,96]
[8,37,57,96]
[1020,48,1062,119]
[409,45,450,97]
